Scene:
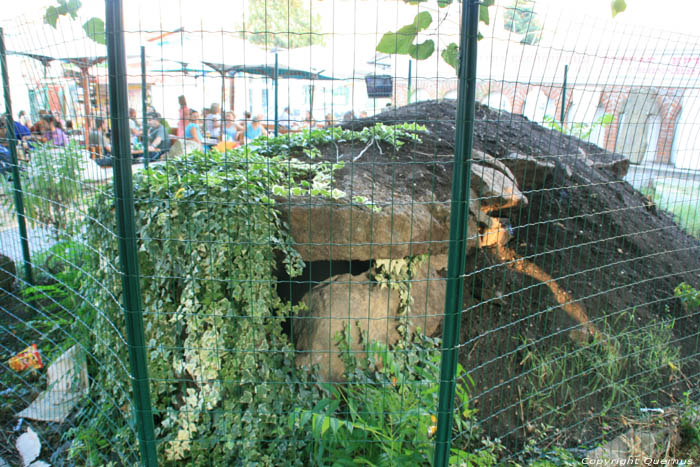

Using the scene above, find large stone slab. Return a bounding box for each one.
[293,256,447,381]
[276,149,526,261]
[277,192,480,262]
[500,152,557,191]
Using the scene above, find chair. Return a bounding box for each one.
[88,145,102,160]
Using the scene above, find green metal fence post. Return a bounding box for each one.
[274,52,279,137]
[0,28,33,285]
[561,64,568,125]
[105,1,158,465]
[408,59,412,105]
[141,46,149,169]
[433,0,479,465]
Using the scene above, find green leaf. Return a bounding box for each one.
[376,11,433,56]
[437,0,453,7]
[479,3,490,25]
[66,0,82,19]
[409,39,434,60]
[83,17,106,45]
[45,6,59,28]
[441,42,459,72]
[611,0,627,17]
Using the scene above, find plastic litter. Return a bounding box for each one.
[16,427,50,466]
[8,344,43,371]
[17,345,88,423]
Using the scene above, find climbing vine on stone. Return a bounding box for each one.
[373,255,427,336]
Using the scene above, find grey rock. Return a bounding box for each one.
[471,163,528,213]
[500,152,557,190]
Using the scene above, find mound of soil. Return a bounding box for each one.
[336,100,700,451]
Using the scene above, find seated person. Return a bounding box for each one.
[29,110,49,138]
[89,117,113,165]
[221,112,240,142]
[185,110,203,143]
[280,107,292,129]
[243,114,267,143]
[43,115,68,147]
[0,120,14,177]
[145,112,169,161]
[12,118,31,142]
[205,103,222,140]
[129,108,142,139]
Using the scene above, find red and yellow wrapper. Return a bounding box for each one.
[8,344,43,371]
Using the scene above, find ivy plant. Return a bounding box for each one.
[73,149,323,465]
[68,123,427,464]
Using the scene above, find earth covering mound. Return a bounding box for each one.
[330,99,700,445]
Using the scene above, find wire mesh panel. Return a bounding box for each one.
[0,0,699,465]
[0,8,142,466]
[463,0,700,463]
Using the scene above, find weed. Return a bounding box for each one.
[542,113,613,142]
[519,311,680,432]
[294,325,502,466]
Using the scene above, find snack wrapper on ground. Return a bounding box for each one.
[8,344,43,371]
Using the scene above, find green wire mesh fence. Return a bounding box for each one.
[0,0,698,465]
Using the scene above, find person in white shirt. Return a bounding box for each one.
[280,107,292,129]
[205,103,222,139]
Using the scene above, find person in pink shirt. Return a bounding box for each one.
[177,95,189,138]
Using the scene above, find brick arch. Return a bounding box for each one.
[441,86,458,99]
[512,85,530,114]
[600,87,630,152]
[655,90,683,163]
[476,81,516,111]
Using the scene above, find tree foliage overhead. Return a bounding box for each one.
[377,0,627,74]
[503,0,542,45]
[244,0,324,49]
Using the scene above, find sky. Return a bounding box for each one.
[3,0,700,37]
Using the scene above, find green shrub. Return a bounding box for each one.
[71,148,325,465]
[675,282,700,308]
[66,124,433,465]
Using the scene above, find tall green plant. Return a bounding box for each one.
[0,141,85,236]
[377,0,626,73]
[295,327,501,466]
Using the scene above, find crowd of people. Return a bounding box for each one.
[178,96,271,149]
[176,96,373,151]
[0,96,377,172]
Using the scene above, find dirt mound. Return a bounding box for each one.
[338,100,700,450]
